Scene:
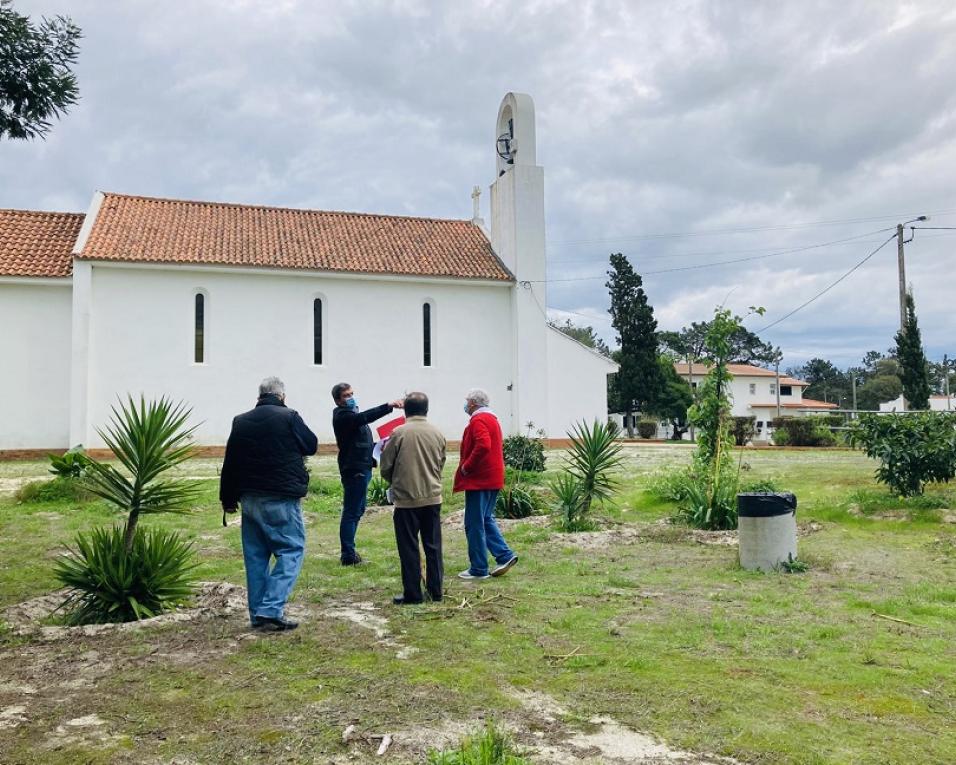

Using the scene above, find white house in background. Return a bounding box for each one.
[0,92,616,452]
[675,363,838,442]
[879,394,956,412]
[613,362,837,442]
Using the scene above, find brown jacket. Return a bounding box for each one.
[379,416,447,508]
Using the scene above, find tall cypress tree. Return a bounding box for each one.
[606,253,663,434]
[895,292,931,410]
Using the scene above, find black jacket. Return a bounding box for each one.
[219,395,318,508]
[332,402,393,476]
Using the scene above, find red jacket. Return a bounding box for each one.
[453,411,505,492]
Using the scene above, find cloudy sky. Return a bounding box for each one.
[3,0,954,369]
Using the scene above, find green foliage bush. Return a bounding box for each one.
[53,525,197,624]
[496,485,539,519]
[771,417,836,447]
[16,477,94,503]
[367,475,390,505]
[848,412,956,497]
[502,434,546,472]
[731,416,756,446]
[637,420,657,439]
[427,722,529,765]
[48,445,89,478]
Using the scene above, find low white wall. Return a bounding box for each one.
[546,327,615,439]
[0,281,72,449]
[81,264,516,447]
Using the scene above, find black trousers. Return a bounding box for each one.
[393,504,443,603]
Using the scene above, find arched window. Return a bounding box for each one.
[313,298,323,365]
[422,302,432,366]
[194,292,205,364]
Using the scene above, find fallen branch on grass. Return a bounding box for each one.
[871,611,923,628]
[544,646,591,665]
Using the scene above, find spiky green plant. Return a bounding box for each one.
[82,396,201,553]
[427,722,530,765]
[368,475,390,505]
[54,525,197,624]
[550,470,590,531]
[565,419,624,518]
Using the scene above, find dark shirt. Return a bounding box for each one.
[219,395,318,508]
[332,402,393,476]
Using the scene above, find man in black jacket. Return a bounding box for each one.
[331,382,404,565]
[220,377,318,631]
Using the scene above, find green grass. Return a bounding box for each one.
[0,445,954,764]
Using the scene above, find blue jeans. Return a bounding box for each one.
[240,494,305,622]
[340,469,372,562]
[464,489,514,577]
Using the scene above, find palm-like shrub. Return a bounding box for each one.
[550,471,588,531]
[83,396,201,552]
[54,526,197,624]
[54,396,202,624]
[554,419,623,531]
[368,475,390,505]
[496,485,539,519]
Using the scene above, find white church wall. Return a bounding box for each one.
[0,280,72,449]
[546,327,615,439]
[79,263,515,447]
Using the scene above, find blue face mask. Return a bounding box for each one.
[346,397,359,410]
[463,402,471,415]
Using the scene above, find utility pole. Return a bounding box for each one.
[896,223,908,335]
[774,356,781,420]
[946,353,951,411]
[686,354,695,442]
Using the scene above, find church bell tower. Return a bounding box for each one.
[489,93,550,435]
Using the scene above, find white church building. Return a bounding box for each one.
[0,93,616,453]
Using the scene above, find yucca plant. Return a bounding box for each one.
[54,396,202,624]
[368,475,390,505]
[54,525,197,624]
[565,419,624,518]
[496,484,539,519]
[82,396,201,553]
[550,470,589,531]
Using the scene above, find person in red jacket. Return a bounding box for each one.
[453,388,518,580]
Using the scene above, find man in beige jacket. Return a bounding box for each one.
[379,391,446,605]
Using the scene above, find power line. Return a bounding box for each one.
[548,208,956,246]
[533,227,895,284]
[755,234,897,334]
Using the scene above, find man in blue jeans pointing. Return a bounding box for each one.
[331,382,404,565]
[220,377,318,631]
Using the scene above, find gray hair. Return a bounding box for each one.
[465,388,490,408]
[259,376,286,398]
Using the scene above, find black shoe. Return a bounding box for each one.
[341,555,364,566]
[253,616,299,631]
[392,596,423,605]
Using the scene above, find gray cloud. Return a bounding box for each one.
[3,0,954,368]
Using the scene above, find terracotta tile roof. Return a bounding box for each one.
[0,209,84,277]
[673,361,807,387]
[78,193,513,281]
[752,399,839,409]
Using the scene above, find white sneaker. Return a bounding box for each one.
[458,569,490,580]
[491,556,518,577]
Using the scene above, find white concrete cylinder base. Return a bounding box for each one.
[737,492,797,572]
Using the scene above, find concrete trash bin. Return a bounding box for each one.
[737,492,797,572]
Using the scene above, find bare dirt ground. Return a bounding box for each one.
[1,582,735,764]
